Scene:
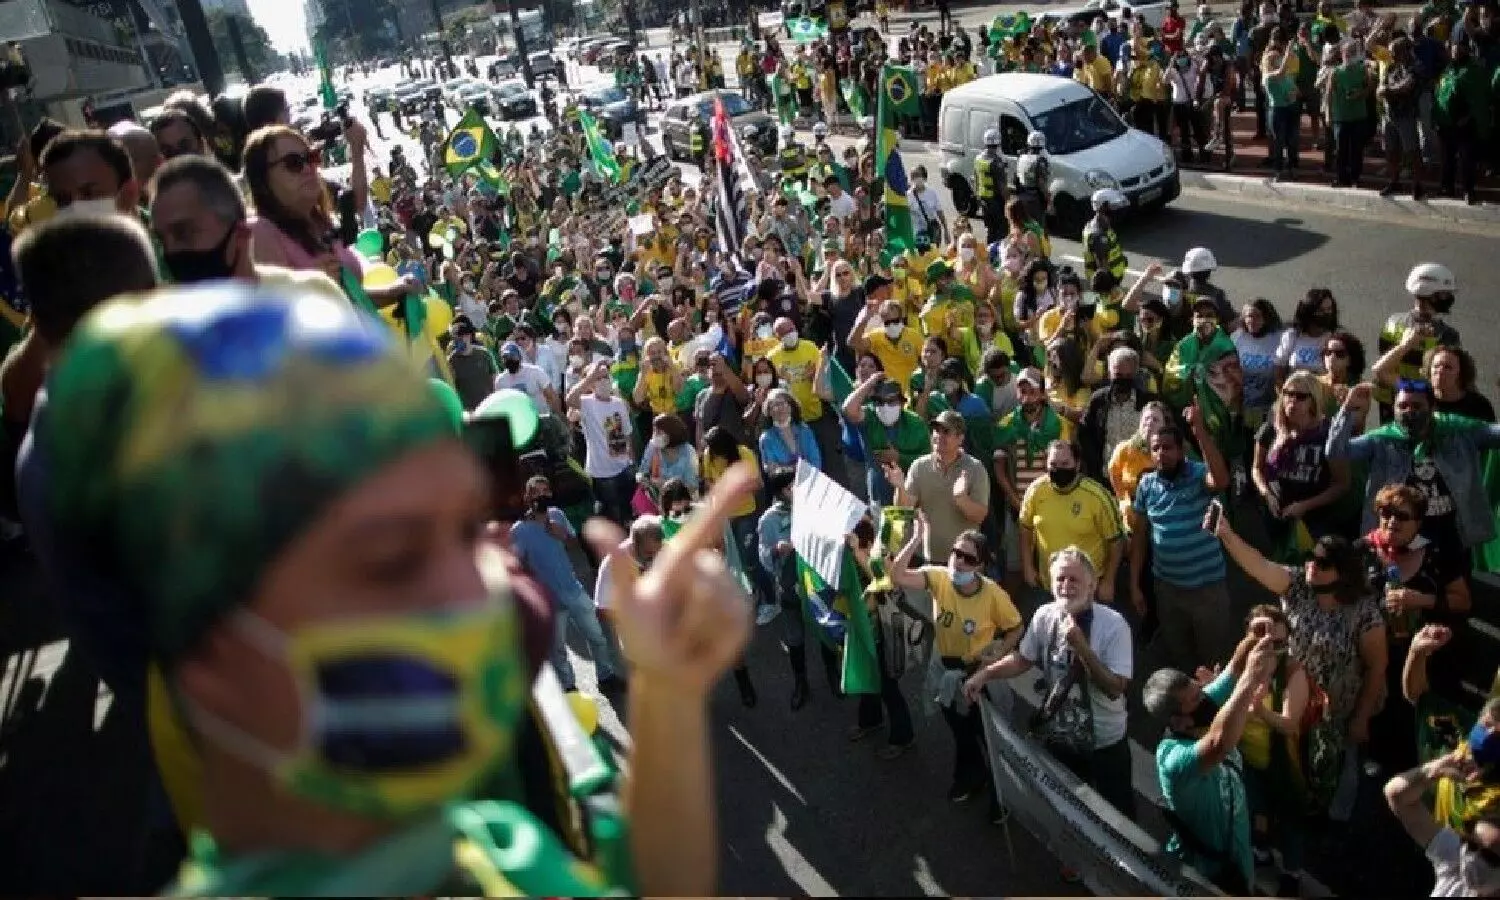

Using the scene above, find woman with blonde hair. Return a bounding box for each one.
[1253,370,1349,558]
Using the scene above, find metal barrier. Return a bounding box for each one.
[977,687,1222,898]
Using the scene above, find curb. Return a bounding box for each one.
[1176,169,1500,227]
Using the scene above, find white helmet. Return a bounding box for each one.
[983,128,1001,146]
[1182,247,1218,275]
[1091,188,1127,211]
[813,122,829,138]
[1405,262,1457,297]
[1027,131,1047,150]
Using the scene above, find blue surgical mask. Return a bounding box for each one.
[951,568,977,588]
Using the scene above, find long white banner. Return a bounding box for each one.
[978,689,1222,898]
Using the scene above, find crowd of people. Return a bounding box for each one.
[0,1,1498,895]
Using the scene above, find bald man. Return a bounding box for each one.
[107,121,161,190]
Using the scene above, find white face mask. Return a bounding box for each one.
[58,196,120,219]
[772,413,792,427]
[884,322,904,340]
[875,403,902,426]
[781,331,799,349]
[959,246,976,261]
[569,354,586,367]
[651,433,669,449]
[755,373,774,388]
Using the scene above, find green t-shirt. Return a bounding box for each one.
[1265,72,1297,109]
[861,405,930,470]
[1329,64,1370,124]
[678,372,710,412]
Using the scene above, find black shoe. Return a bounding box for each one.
[734,668,758,708]
[1276,873,1302,897]
[790,677,809,711]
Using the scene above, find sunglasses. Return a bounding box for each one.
[951,547,981,566]
[1309,555,1336,571]
[1324,346,1349,358]
[1378,505,1416,523]
[271,151,315,174]
[1282,389,1312,402]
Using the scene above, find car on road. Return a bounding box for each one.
[579,37,616,65]
[528,51,560,78]
[457,82,492,115]
[937,73,1178,235]
[443,77,478,105]
[393,82,426,115]
[1035,0,1172,30]
[489,53,519,80]
[365,85,394,112]
[576,83,639,138]
[491,79,537,120]
[660,90,778,161]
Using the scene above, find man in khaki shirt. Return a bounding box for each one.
[885,410,992,563]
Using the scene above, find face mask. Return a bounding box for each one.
[59,196,121,218]
[754,372,774,389]
[453,336,469,351]
[185,599,521,818]
[781,331,799,349]
[959,246,975,261]
[755,324,773,340]
[162,227,240,284]
[1163,286,1183,308]
[1049,467,1077,488]
[884,322,904,340]
[950,567,977,588]
[1397,409,1431,434]
[503,358,521,373]
[651,433,669,449]
[875,403,902,426]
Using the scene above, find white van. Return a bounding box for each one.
[938,73,1178,236]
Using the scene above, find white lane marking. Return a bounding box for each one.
[767,803,840,896]
[730,724,807,805]
[912,853,949,897]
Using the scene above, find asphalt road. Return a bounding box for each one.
[3,26,1500,895]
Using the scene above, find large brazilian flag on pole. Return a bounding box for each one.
[444,107,498,179]
[876,65,919,260]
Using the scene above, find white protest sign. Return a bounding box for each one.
[790,459,867,591]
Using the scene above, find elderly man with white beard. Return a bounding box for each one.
[964,547,1136,832]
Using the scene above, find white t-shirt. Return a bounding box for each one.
[1273,329,1328,375]
[826,191,857,222]
[494,361,553,412]
[1018,600,1133,748]
[529,343,562,392]
[909,185,943,235]
[578,394,635,478]
[1426,827,1469,897]
[593,543,643,610]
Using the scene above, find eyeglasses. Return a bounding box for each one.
[951,547,981,566]
[1309,555,1336,571]
[1282,389,1312,402]
[271,151,314,174]
[1378,505,1416,523]
[1324,346,1349,358]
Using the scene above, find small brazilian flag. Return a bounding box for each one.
[788,16,829,43]
[444,107,497,179]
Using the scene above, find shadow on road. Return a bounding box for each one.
[1125,205,1332,270]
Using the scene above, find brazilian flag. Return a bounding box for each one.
[578,109,623,184]
[444,107,498,179]
[876,64,919,260]
[787,16,829,43]
[769,72,796,124]
[797,549,880,695]
[839,76,869,120]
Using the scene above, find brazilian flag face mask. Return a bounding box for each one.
[184,575,526,820]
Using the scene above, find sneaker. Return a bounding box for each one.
[755,603,782,626]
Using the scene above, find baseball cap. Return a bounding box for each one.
[872,379,905,403]
[931,410,967,435]
[500,341,523,360]
[1016,366,1045,388]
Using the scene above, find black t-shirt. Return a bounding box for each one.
[696,387,749,445]
[828,286,866,372]
[1407,455,1462,549]
[1254,420,1331,509]
[1365,539,1466,629]
[1437,391,1496,423]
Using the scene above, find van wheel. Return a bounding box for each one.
[949,178,977,217]
[1050,194,1089,240]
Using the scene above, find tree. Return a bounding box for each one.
[314,0,399,55]
[206,10,275,77]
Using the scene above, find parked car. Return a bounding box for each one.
[365,86,394,112]
[660,90,777,160]
[580,38,615,65]
[576,83,639,138]
[937,73,1178,236]
[393,82,426,115]
[489,54,520,80]
[1036,0,1172,30]
[491,79,537,120]
[457,83,492,115]
[528,51,559,78]
[443,77,477,105]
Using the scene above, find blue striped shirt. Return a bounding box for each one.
[1132,460,1225,587]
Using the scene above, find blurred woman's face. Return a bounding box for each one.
[1139,406,1166,437]
[265,134,322,214]
[921,343,943,368]
[1430,350,1462,394]
[856,355,880,381]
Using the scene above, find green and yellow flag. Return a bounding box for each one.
[444,107,497,179]
[578,109,622,184]
[839,77,869,120]
[787,16,830,43]
[796,550,880,695]
[876,65,919,259]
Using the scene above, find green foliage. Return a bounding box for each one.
[207,11,276,76]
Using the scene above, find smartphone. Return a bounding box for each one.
[1203,499,1224,534]
[462,415,527,522]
